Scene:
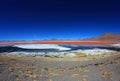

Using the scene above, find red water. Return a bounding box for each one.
[0,41,118,46]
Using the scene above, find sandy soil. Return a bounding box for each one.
[0,52,120,81]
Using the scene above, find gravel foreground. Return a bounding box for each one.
[0,53,120,81]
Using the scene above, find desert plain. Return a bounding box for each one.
[0,39,120,81]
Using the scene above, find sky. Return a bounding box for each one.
[0,0,120,40]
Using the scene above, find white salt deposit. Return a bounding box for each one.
[7,51,76,58]
[112,43,120,48]
[13,44,71,51]
[72,48,115,55]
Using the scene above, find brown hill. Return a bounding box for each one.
[89,32,120,42]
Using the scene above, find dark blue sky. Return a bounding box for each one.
[0,0,120,40]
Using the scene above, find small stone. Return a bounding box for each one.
[28,71,32,74]
[60,69,65,73]
[9,67,14,72]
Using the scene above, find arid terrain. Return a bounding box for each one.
[86,32,120,42]
[0,33,120,81]
[0,52,120,81]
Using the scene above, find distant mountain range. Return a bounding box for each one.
[0,32,120,42]
[87,33,120,42]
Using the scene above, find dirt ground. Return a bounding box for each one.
[0,52,120,81]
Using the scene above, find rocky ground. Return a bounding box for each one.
[0,52,120,81]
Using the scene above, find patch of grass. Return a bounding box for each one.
[71,74,79,78]
[103,71,114,79]
[75,52,87,57]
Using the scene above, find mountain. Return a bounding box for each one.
[88,32,120,42]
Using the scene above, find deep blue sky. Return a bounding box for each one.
[0,0,120,40]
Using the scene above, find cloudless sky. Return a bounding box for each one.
[0,0,120,40]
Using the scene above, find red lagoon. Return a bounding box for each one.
[0,41,119,46]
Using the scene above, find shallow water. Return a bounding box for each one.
[0,44,120,53]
